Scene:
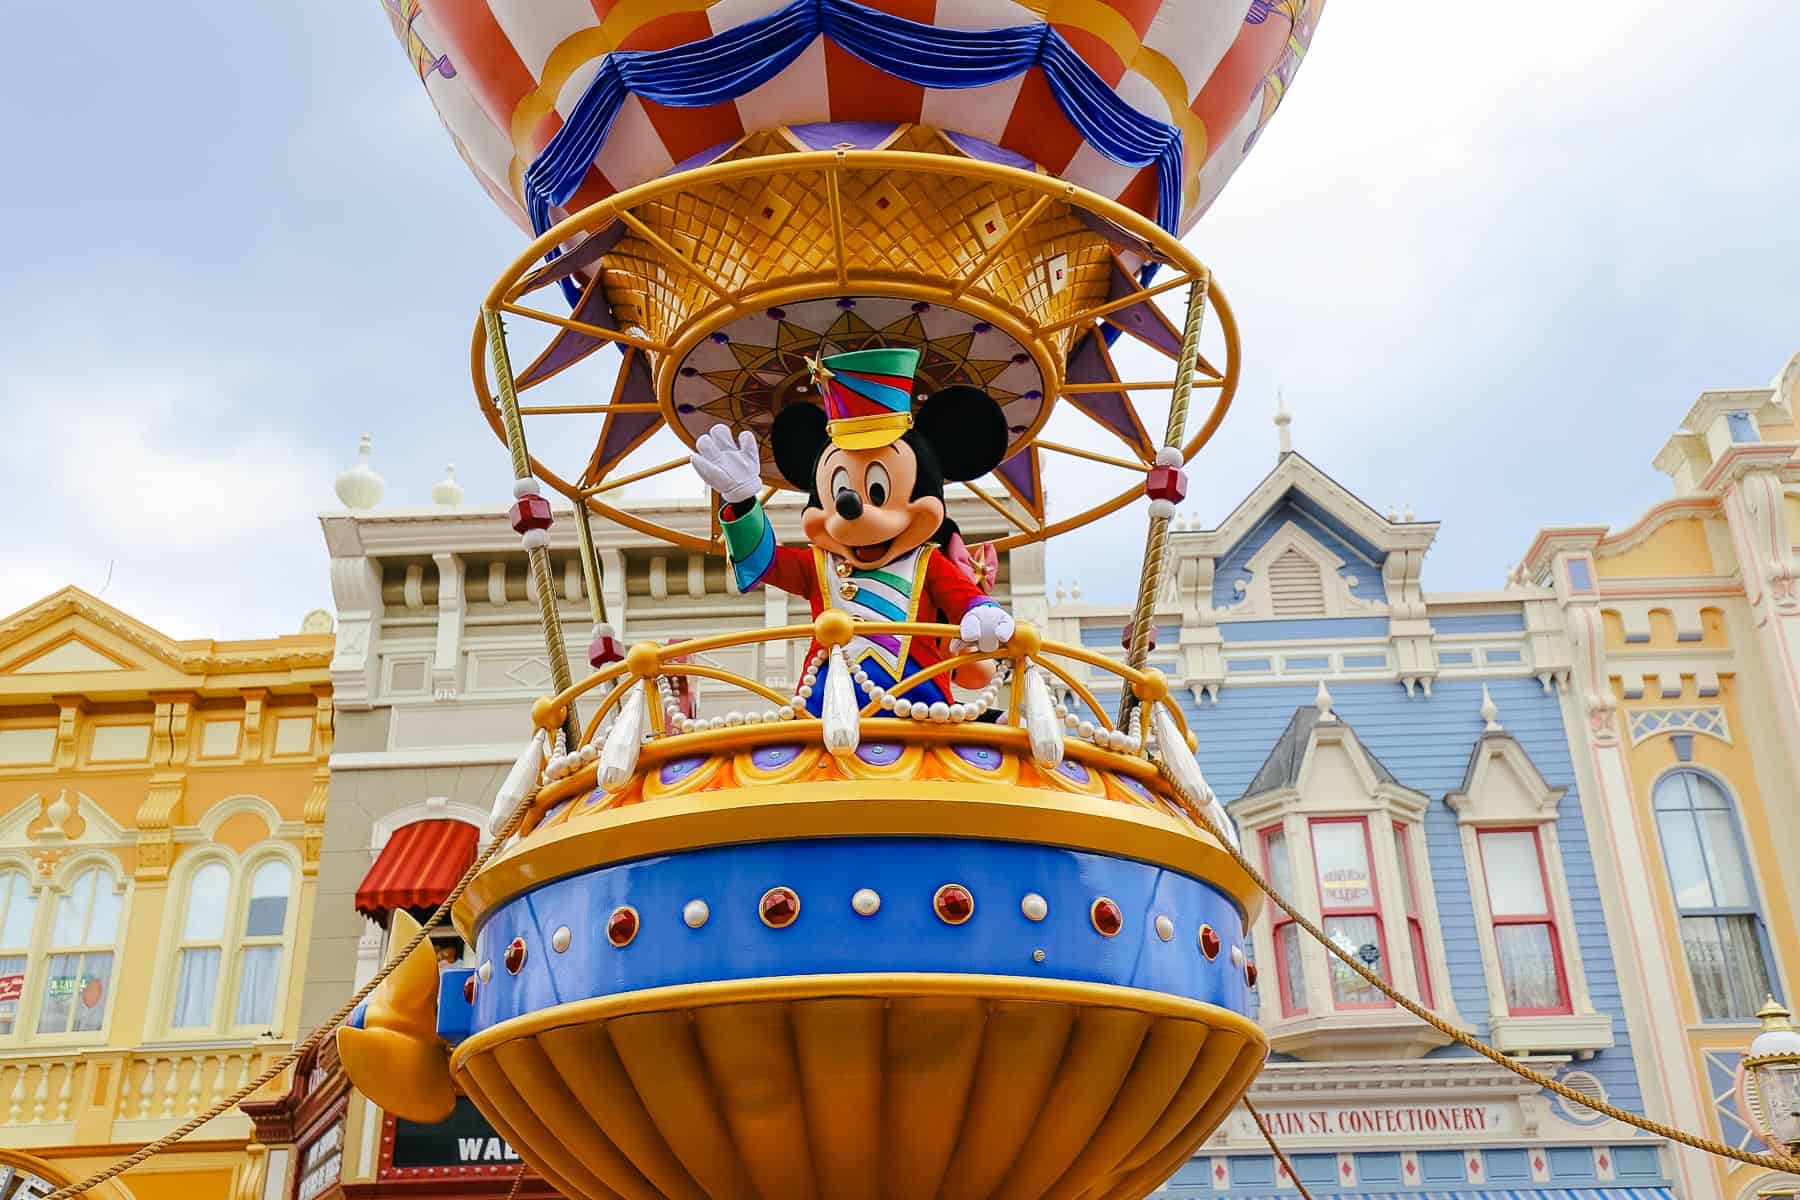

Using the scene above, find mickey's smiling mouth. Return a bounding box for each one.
[848,537,895,565]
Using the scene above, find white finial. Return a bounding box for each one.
[1054,579,1067,603]
[1315,679,1337,723]
[1401,502,1416,522]
[1070,579,1083,601]
[1481,683,1502,732]
[432,463,465,509]
[334,433,386,510]
[1274,390,1293,456]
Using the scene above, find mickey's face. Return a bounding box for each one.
[800,441,944,570]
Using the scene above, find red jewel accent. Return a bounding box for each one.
[1406,1161,1416,1176]
[462,975,476,1003]
[1199,924,1221,960]
[1215,1165,1227,1181]
[1120,624,1158,651]
[508,492,554,534]
[588,629,624,668]
[607,906,639,948]
[503,937,526,975]
[934,884,974,925]
[1598,1154,1609,1170]
[1342,1163,1353,1178]
[1091,897,1123,937]
[760,886,800,928]
[1244,961,1259,988]
[1469,1159,1480,1172]
[1532,1156,1544,1171]
[1145,465,1188,504]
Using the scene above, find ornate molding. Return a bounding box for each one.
[0,588,332,675]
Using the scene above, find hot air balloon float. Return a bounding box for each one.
[345,2,1325,1197]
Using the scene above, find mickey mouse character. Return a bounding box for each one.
[690,345,1014,716]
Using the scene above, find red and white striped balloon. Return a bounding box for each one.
[383,0,1323,240]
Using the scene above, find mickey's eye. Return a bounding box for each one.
[830,467,851,497]
[865,464,890,506]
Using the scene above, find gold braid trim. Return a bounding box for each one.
[1157,758,1800,1177]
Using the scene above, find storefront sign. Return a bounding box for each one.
[1241,1101,1513,1142]
[0,975,23,1005]
[392,1097,521,1168]
[296,1118,344,1200]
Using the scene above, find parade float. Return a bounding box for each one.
[340,3,1324,1197]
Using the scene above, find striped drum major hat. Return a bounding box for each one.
[808,346,922,451]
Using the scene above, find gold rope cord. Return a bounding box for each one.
[1246,1097,1318,1200]
[1155,757,1800,1177]
[43,783,546,1200]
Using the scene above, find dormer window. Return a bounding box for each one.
[1232,702,1455,1059]
[1446,730,1615,1056]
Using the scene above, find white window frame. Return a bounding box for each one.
[1231,716,1456,1059]
[1446,732,1613,1056]
[155,843,302,1040]
[18,856,128,1046]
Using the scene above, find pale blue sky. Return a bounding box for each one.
[2,3,1797,637]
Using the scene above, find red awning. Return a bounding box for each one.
[355,819,480,926]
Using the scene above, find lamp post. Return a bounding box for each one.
[1746,995,1800,1198]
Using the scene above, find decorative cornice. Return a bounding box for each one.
[1178,452,1439,562]
[1246,1054,1554,1100]
[0,587,333,678]
[1699,441,1799,491]
[1521,527,1608,578]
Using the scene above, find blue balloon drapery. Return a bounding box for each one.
[524,0,1185,305]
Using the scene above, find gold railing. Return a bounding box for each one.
[514,614,1237,846]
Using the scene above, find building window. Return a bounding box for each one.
[1652,770,1778,1020]
[0,869,35,1037]
[1393,823,1435,1010]
[1476,829,1570,1014]
[36,866,120,1035]
[1310,818,1391,1009]
[234,860,291,1027]
[172,862,230,1028]
[1262,828,1306,1017]
[171,854,297,1033]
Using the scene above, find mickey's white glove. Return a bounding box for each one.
[959,604,1015,654]
[690,425,763,503]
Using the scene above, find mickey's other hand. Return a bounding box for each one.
[690,425,763,503]
[959,605,1015,654]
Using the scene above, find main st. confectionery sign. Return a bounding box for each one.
[1230,1101,1514,1141]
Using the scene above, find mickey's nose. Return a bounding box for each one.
[834,488,863,520]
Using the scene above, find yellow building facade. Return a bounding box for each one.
[1525,353,1800,1200]
[0,588,332,1199]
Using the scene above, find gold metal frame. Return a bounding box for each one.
[471,143,1240,554]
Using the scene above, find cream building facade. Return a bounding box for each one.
[0,587,332,1199]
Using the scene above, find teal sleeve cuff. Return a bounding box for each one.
[721,500,776,591]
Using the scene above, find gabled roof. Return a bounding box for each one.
[1242,705,1398,799]
[1180,451,1439,565]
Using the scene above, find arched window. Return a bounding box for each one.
[233,860,291,1027]
[36,866,120,1035]
[170,855,297,1032]
[171,861,230,1029]
[0,870,35,1037]
[1653,770,1779,1020]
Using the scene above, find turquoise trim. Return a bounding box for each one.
[722,502,776,590]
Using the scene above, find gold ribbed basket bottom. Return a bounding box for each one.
[452,974,1267,1200]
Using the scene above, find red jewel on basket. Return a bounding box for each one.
[933,884,974,925]
[607,906,639,948]
[1090,897,1123,937]
[1199,924,1221,960]
[1145,465,1188,504]
[504,937,527,975]
[760,886,800,929]
[588,628,624,668]
[463,975,477,1003]
[508,492,553,534]
[1244,960,1259,988]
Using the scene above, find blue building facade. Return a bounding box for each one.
[1047,449,1675,1200]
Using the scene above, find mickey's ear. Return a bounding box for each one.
[913,386,1008,482]
[771,403,830,492]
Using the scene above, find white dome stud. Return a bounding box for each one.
[1021,893,1048,922]
[334,433,386,510]
[1230,945,1245,969]
[477,960,492,983]
[432,463,465,509]
[683,899,710,929]
[851,888,881,916]
[1154,915,1175,942]
[551,925,572,953]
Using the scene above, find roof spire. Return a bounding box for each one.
[1314,679,1337,724]
[334,433,386,511]
[1480,683,1503,732]
[1274,389,1293,457]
